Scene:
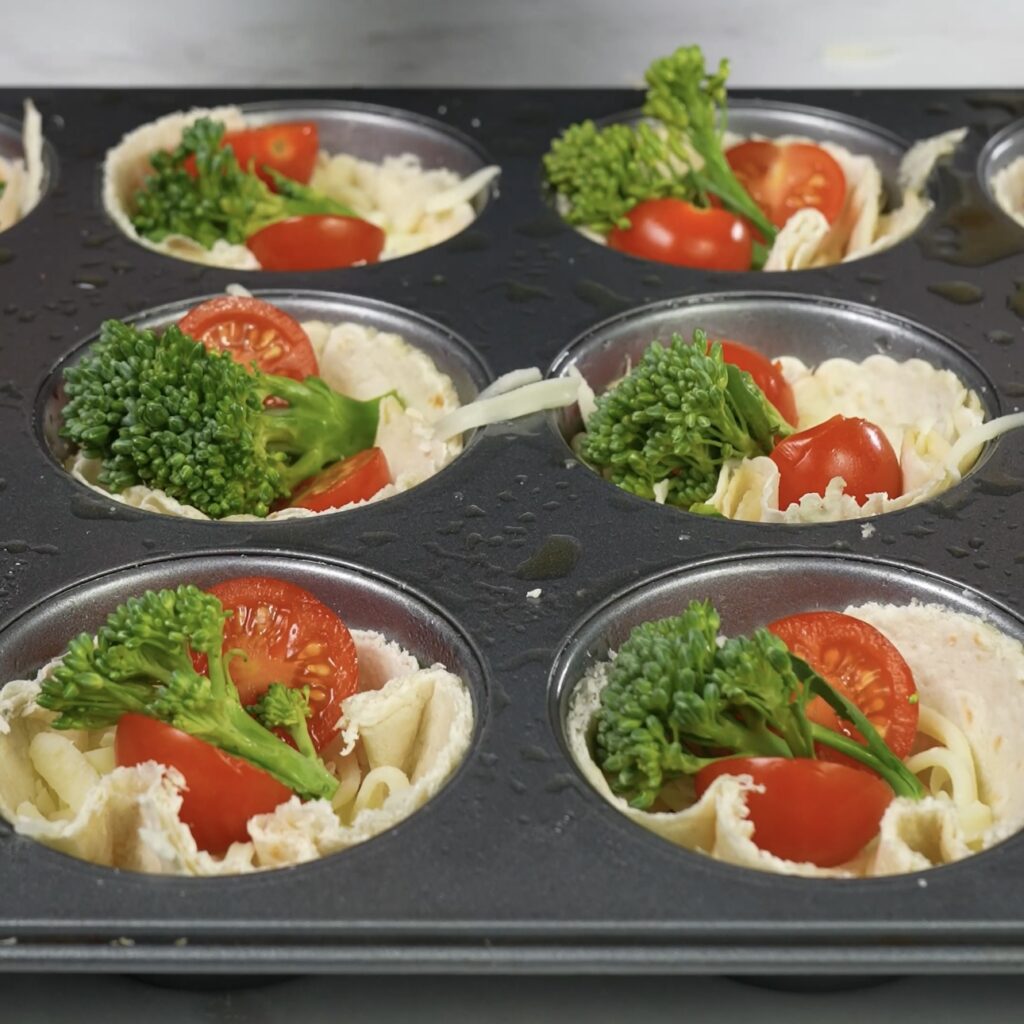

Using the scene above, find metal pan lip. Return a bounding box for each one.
[977,114,1024,224]
[100,98,498,270]
[0,548,488,882]
[548,548,1024,887]
[0,108,59,232]
[546,289,999,526]
[35,287,493,525]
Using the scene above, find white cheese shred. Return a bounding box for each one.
[434,376,580,440]
[423,165,500,214]
[477,367,543,400]
[947,411,1024,474]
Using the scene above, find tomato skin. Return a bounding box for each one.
[178,296,317,381]
[769,414,902,509]
[716,339,798,426]
[607,198,753,271]
[115,713,292,855]
[201,577,359,751]
[695,756,892,867]
[184,122,319,188]
[726,141,847,229]
[289,448,391,512]
[246,215,385,271]
[767,610,919,764]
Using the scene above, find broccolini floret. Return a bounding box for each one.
[593,600,925,809]
[60,319,389,518]
[543,45,776,243]
[543,120,702,234]
[37,586,338,800]
[581,330,791,507]
[130,118,355,249]
[251,682,318,760]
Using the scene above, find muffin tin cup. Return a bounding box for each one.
[978,114,1024,226]
[547,290,999,518]
[0,550,487,885]
[102,99,498,268]
[36,288,493,520]
[2,85,1024,974]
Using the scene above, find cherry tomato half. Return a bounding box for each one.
[246,215,385,272]
[716,339,798,426]
[184,122,319,189]
[200,576,359,751]
[726,141,847,229]
[695,756,893,867]
[289,448,391,512]
[115,712,292,855]
[178,296,317,381]
[767,610,919,764]
[769,414,903,509]
[607,198,753,271]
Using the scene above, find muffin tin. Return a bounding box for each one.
[2,85,1024,976]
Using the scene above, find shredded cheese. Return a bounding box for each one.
[434,376,580,440]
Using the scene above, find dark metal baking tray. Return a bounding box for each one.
[1,85,1024,976]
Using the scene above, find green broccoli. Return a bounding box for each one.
[37,585,338,800]
[543,120,702,234]
[130,118,356,249]
[543,45,776,247]
[593,600,925,809]
[581,330,791,508]
[642,45,776,241]
[60,319,389,518]
[251,683,318,760]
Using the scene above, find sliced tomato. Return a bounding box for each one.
[115,712,292,855]
[607,198,753,271]
[184,122,319,188]
[769,414,902,509]
[200,576,359,751]
[715,339,798,426]
[695,756,892,867]
[768,610,919,764]
[726,141,847,229]
[246,215,385,271]
[178,296,317,381]
[289,448,391,512]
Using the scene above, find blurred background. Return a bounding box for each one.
[2,0,1021,88]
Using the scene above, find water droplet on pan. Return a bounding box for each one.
[927,280,984,304]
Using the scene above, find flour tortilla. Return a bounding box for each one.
[67,317,462,520]
[0,100,45,233]
[0,629,473,875]
[706,353,985,523]
[992,155,1024,230]
[724,128,966,270]
[566,601,1024,878]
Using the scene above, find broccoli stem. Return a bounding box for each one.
[164,678,337,800]
[260,374,390,492]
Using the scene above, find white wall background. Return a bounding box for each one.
[2,0,1021,87]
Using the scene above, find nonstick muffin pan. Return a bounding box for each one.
[1,84,1024,975]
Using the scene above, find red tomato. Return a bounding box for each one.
[246,215,385,271]
[115,713,292,855]
[289,448,391,512]
[769,414,903,509]
[715,339,798,426]
[607,198,752,271]
[178,296,317,381]
[767,611,919,764]
[202,577,359,751]
[726,141,847,229]
[184,122,319,188]
[695,757,892,866]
